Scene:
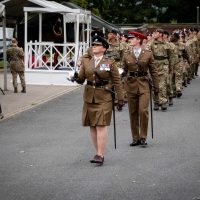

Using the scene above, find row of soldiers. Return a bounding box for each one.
[101,27,199,111]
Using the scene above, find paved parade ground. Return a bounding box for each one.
[0,73,200,200]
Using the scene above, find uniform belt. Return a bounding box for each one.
[154,55,168,60]
[129,71,148,77]
[87,80,109,87]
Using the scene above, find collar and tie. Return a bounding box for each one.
[134,48,141,58]
[94,57,102,67]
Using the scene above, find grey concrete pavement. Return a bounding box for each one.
[0,72,200,200]
[0,71,80,119]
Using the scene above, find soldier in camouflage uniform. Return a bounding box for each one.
[106,29,130,103]
[179,32,189,87]
[147,29,172,111]
[163,31,179,105]
[184,31,194,84]
[185,29,197,81]
[192,28,199,76]
[106,29,130,68]
[6,38,26,93]
[170,32,189,98]
[197,29,200,75]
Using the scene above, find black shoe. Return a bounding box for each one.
[182,81,187,87]
[0,113,4,119]
[21,87,26,93]
[161,103,167,111]
[91,155,104,165]
[90,155,98,163]
[140,138,147,147]
[176,91,182,98]
[14,87,18,93]
[130,139,140,146]
[154,103,159,111]
[169,97,173,106]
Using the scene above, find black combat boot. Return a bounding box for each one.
[176,91,182,98]
[182,80,187,87]
[169,97,173,106]
[154,103,159,111]
[21,87,26,93]
[14,87,18,93]
[161,103,167,111]
[0,113,3,119]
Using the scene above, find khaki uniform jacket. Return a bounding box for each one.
[122,48,159,94]
[6,46,24,72]
[77,54,124,103]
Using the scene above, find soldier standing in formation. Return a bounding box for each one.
[170,32,189,98]
[73,35,124,165]
[6,38,26,93]
[147,29,172,111]
[106,30,130,104]
[122,32,159,146]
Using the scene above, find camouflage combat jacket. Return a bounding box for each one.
[106,39,130,68]
[6,46,24,72]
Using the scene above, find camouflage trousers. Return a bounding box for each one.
[11,71,26,88]
[167,73,174,97]
[173,61,183,92]
[154,73,168,105]
[182,60,189,83]
[194,63,199,75]
[153,61,169,104]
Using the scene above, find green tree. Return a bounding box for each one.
[49,0,200,23]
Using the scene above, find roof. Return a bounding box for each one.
[0,3,5,17]
[62,2,120,32]
[0,0,81,24]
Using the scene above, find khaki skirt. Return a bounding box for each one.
[82,101,112,126]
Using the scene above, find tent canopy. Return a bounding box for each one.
[62,2,120,32]
[0,3,5,17]
[0,0,82,24]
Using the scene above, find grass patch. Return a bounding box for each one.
[0,60,4,68]
[0,60,9,69]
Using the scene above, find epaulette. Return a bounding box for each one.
[122,49,131,55]
[104,54,115,60]
[82,53,91,58]
[143,47,151,52]
[102,56,115,65]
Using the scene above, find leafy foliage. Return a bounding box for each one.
[49,0,200,23]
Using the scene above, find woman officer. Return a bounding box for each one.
[123,32,159,147]
[73,35,124,165]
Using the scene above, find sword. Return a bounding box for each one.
[112,89,117,149]
[66,44,80,82]
[105,86,117,149]
[149,85,154,139]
